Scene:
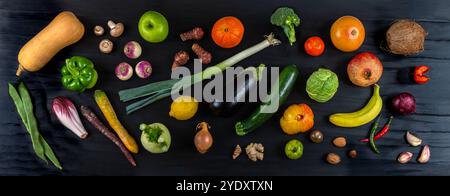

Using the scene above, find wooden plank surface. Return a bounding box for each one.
[1,0,450,176]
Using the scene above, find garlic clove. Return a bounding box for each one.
[397,151,413,164]
[406,131,422,147]
[417,145,430,164]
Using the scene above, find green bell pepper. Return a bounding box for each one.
[61,56,98,92]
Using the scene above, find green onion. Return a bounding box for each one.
[119,34,281,114]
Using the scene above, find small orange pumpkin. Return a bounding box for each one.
[211,16,244,48]
[280,104,314,135]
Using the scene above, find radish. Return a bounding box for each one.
[135,60,152,79]
[115,62,133,81]
[123,41,142,59]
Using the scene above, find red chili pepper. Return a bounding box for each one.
[360,116,393,142]
[413,65,430,84]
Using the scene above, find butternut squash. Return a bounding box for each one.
[16,11,85,76]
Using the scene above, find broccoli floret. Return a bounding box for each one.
[270,7,300,46]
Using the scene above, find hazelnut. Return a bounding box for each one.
[99,39,113,54]
[310,130,324,143]
[326,153,341,165]
[94,25,104,36]
[348,149,357,159]
[333,137,347,148]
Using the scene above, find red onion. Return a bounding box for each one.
[391,92,416,115]
[52,97,88,139]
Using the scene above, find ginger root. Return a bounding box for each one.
[232,144,242,160]
[192,43,212,64]
[171,51,190,70]
[180,27,204,41]
[246,143,264,162]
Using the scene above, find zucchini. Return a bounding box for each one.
[209,64,265,117]
[235,65,299,136]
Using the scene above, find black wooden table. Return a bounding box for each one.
[1,0,449,176]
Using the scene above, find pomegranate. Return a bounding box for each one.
[347,52,383,87]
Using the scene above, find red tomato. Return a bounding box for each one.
[304,36,325,56]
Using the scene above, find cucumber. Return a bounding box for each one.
[235,65,299,136]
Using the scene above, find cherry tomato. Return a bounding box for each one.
[304,36,325,56]
[330,16,365,52]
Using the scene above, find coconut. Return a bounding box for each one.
[386,20,427,56]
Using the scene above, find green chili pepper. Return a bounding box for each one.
[61,56,98,92]
[369,115,382,154]
[8,82,62,170]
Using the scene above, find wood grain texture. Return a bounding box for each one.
[1,0,450,176]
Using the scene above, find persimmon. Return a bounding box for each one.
[280,104,314,135]
[211,16,244,48]
[330,16,365,52]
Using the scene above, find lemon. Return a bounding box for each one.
[169,96,198,120]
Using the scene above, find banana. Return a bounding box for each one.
[329,84,382,127]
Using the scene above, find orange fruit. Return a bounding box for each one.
[211,16,244,48]
[330,16,365,52]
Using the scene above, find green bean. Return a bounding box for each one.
[9,82,62,169]
[17,83,47,163]
[8,83,29,130]
[9,83,46,162]
[40,136,63,170]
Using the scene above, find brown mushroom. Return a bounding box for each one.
[108,20,124,37]
[99,39,113,54]
[94,25,104,36]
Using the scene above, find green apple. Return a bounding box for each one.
[138,11,169,43]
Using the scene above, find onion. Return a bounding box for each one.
[115,62,133,81]
[391,92,416,115]
[135,60,152,79]
[194,122,213,154]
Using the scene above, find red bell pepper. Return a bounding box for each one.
[413,65,430,84]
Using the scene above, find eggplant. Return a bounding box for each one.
[209,64,265,117]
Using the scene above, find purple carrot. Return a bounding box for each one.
[80,105,136,167]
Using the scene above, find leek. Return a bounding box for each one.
[119,34,281,114]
